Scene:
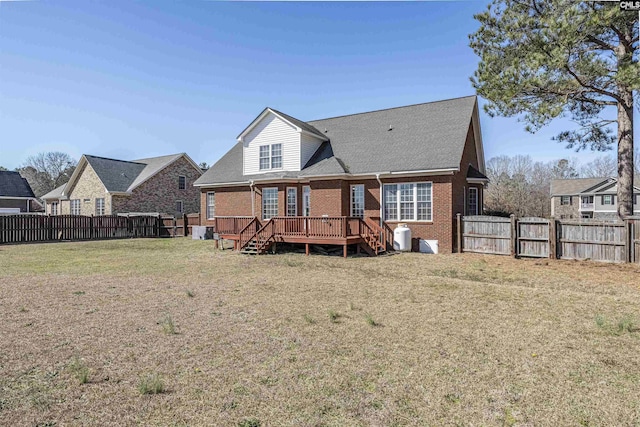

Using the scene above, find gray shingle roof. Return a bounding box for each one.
[85,155,146,193]
[270,109,327,140]
[0,171,36,198]
[41,183,66,200]
[195,96,478,186]
[550,178,609,195]
[128,153,184,190]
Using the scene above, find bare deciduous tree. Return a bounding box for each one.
[18,152,76,197]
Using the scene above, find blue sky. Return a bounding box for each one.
[0,1,636,170]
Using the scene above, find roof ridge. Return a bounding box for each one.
[85,154,145,165]
[307,95,477,122]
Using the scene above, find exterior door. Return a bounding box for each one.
[302,186,311,216]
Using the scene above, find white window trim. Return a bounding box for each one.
[468,187,478,216]
[206,192,215,219]
[383,182,433,222]
[95,198,105,216]
[178,175,186,190]
[258,144,283,171]
[286,187,297,216]
[350,184,365,218]
[560,196,571,205]
[302,186,311,217]
[602,194,614,205]
[262,187,278,220]
[70,199,81,215]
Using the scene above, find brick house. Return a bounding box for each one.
[41,153,202,216]
[551,176,640,220]
[0,170,42,213]
[194,96,488,255]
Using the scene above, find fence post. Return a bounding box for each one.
[510,214,517,257]
[549,217,557,260]
[624,217,632,264]
[89,215,94,240]
[183,213,188,237]
[456,213,462,253]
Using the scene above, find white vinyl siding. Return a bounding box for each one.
[300,133,324,169]
[243,113,300,175]
[286,187,297,216]
[70,199,81,215]
[350,184,364,218]
[206,192,215,219]
[262,188,278,220]
[383,183,432,222]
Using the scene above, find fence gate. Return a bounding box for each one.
[633,220,639,264]
[461,215,512,255]
[517,217,550,258]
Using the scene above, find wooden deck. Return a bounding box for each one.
[208,216,392,257]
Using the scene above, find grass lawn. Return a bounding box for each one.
[1,238,640,426]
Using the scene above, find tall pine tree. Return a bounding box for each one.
[470,0,638,217]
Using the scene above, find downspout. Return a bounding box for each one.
[375,173,383,228]
[249,180,255,217]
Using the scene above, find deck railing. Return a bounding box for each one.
[212,216,255,235]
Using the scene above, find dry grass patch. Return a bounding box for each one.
[1,239,640,425]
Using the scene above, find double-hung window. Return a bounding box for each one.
[262,187,278,220]
[176,200,184,213]
[383,183,432,221]
[561,196,571,205]
[206,192,215,219]
[468,188,478,216]
[178,176,186,190]
[259,144,283,170]
[95,198,105,216]
[350,184,364,218]
[286,187,297,216]
[70,199,81,215]
[602,194,614,205]
[50,202,58,215]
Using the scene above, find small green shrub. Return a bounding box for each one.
[186,289,195,298]
[72,291,85,296]
[617,315,635,333]
[595,314,606,328]
[69,356,89,384]
[161,314,176,335]
[238,418,260,427]
[328,309,339,323]
[365,313,378,327]
[303,314,315,324]
[138,373,165,395]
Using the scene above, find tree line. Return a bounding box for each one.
[1,152,77,198]
[484,152,640,218]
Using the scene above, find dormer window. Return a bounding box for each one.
[259,144,282,170]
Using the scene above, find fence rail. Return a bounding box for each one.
[0,214,160,244]
[457,214,640,265]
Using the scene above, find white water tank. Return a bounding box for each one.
[393,223,411,251]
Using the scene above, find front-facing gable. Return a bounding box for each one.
[239,108,328,175]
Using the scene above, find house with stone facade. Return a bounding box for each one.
[0,170,42,213]
[194,95,488,255]
[550,176,640,219]
[41,153,202,216]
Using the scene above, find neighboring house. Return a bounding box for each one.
[194,95,488,253]
[41,153,202,216]
[550,176,640,220]
[0,170,42,213]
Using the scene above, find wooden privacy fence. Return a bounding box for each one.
[0,214,159,244]
[457,214,640,264]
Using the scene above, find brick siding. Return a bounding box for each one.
[111,156,201,215]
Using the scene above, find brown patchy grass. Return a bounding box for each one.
[1,239,640,426]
